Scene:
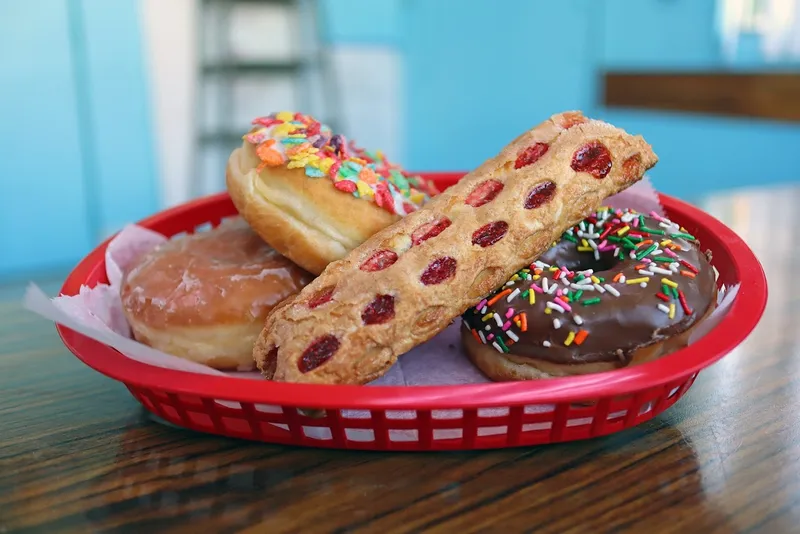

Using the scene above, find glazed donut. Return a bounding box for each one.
[460,207,717,380]
[120,218,313,370]
[226,111,438,275]
[253,110,658,385]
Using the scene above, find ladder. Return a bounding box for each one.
[193,0,340,197]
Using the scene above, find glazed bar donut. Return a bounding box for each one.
[461,207,717,380]
[253,111,658,385]
[120,218,313,370]
[226,111,438,275]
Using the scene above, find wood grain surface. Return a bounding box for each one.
[1,185,799,533]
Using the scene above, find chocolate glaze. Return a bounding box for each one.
[461,208,716,367]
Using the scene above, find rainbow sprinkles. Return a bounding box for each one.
[462,207,710,358]
[245,111,437,216]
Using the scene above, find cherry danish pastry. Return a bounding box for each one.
[253,111,658,385]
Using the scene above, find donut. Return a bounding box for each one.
[460,207,717,380]
[226,111,438,275]
[120,218,314,370]
[252,110,658,385]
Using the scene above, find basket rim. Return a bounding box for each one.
[56,173,768,410]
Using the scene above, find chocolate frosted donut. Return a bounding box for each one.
[461,207,717,380]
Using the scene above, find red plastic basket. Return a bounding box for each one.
[56,173,767,451]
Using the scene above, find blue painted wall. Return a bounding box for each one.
[3,0,799,281]
[321,0,401,45]
[0,0,158,281]
[0,1,93,279]
[403,0,600,173]
[0,0,388,281]
[595,110,800,198]
[601,0,721,68]
[602,0,800,71]
[599,0,800,198]
[402,0,800,200]
[80,0,159,238]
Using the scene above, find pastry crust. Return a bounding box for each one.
[254,111,659,385]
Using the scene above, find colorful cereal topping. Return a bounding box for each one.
[245,111,437,215]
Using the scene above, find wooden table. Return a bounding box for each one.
[1,185,797,533]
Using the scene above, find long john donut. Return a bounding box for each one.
[253,111,659,385]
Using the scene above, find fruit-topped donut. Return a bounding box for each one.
[226,111,438,275]
[461,207,717,380]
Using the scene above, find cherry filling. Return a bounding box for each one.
[361,294,395,325]
[360,250,398,272]
[411,218,452,246]
[308,286,334,308]
[571,141,612,179]
[514,143,549,169]
[524,181,557,209]
[420,257,457,285]
[472,222,509,248]
[465,180,504,207]
[622,154,642,182]
[262,346,279,377]
[299,335,340,373]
